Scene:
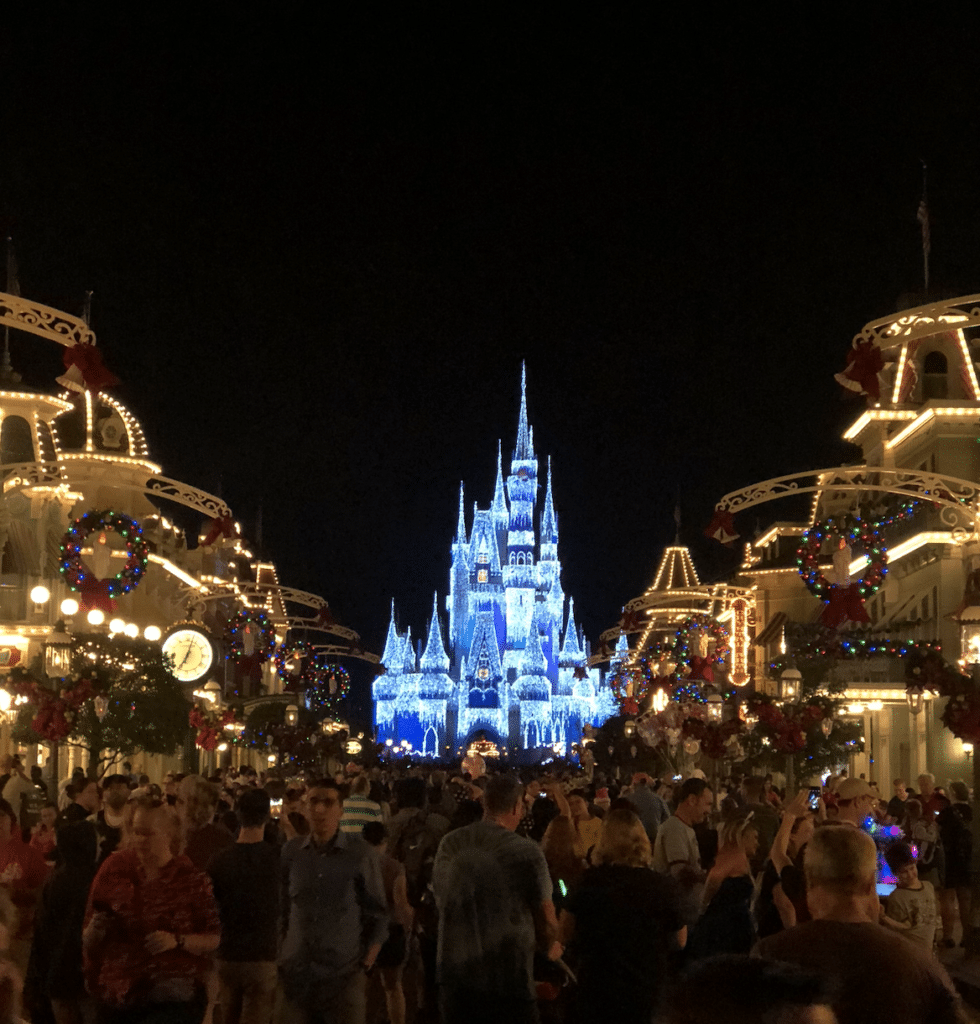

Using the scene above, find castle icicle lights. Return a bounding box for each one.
[373,365,615,763]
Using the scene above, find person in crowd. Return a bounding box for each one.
[0,760,13,800]
[279,779,387,1024]
[887,778,912,822]
[656,955,837,1024]
[566,788,601,860]
[1,759,34,832]
[918,772,950,818]
[278,786,309,841]
[624,773,670,844]
[0,797,48,976]
[61,778,99,826]
[95,774,131,863]
[560,808,684,1024]
[25,819,99,1024]
[28,805,57,863]
[28,767,47,801]
[432,773,561,1024]
[207,787,280,1024]
[754,824,965,1024]
[763,774,782,810]
[177,774,233,871]
[427,770,457,821]
[362,821,414,1024]
[539,782,585,909]
[739,776,779,871]
[652,777,713,931]
[338,774,382,835]
[687,811,758,958]
[902,798,943,891]
[83,794,220,1022]
[756,790,815,936]
[59,768,87,813]
[881,840,939,950]
[937,779,973,947]
[833,777,876,827]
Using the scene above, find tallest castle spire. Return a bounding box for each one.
[514,361,532,460]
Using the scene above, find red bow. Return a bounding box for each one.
[687,657,714,683]
[196,726,219,751]
[201,515,236,546]
[315,606,335,628]
[62,343,120,393]
[79,578,117,613]
[704,509,739,546]
[820,583,870,629]
[620,610,642,633]
[623,697,640,716]
[834,339,884,401]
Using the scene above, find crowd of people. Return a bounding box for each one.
[0,753,969,1024]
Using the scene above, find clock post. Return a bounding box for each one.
[43,621,73,787]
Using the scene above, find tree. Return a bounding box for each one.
[10,634,191,778]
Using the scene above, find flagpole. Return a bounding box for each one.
[918,161,930,293]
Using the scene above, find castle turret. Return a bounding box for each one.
[420,592,452,700]
[448,483,470,652]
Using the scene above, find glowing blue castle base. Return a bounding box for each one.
[373,367,615,764]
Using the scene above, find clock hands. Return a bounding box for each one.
[178,644,195,669]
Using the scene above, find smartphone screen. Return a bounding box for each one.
[270,799,283,818]
[808,787,821,811]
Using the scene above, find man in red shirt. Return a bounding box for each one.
[0,796,48,974]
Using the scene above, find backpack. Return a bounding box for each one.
[392,810,442,909]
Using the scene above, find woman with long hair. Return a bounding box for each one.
[559,809,686,1024]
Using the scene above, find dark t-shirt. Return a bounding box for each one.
[185,822,234,872]
[207,841,281,962]
[755,919,962,1024]
[567,864,682,1023]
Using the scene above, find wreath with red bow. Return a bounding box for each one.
[274,639,317,690]
[305,662,351,714]
[226,609,276,665]
[8,675,98,743]
[59,510,149,612]
[672,616,729,678]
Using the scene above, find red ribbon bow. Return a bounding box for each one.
[834,339,884,401]
[62,343,121,393]
[315,606,335,628]
[79,577,117,613]
[820,583,871,629]
[201,515,236,546]
[687,657,714,683]
[704,509,739,546]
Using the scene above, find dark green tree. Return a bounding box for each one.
[11,634,191,778]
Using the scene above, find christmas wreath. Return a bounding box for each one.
[189,702,235,751]
[305,661,350,714]
[226,609,276,664]
[274,639,317,689]
[672,616,729,680]
[59,510,149,612]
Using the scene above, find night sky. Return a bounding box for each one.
[2,11,980,718]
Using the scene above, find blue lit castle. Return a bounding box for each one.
[373,367,615,763]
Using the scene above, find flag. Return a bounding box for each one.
[5,238,19,297]
[917,197,931,256]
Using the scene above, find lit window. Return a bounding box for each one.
[478,569,488,583]
[477,668,489,680]
[477,551,489,564]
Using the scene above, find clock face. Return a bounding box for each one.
[162,628,214,682]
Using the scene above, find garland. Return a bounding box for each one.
[796,514,887,600]
[672,615,729,677]
[226,609,276,664]
[59,510,149,611]
[305,662,350,714]
[8,674,98,743]
[274,639,317,689]
[189,702,235,750]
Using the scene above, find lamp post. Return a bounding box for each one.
[203,680,223,773]
[780,666,802,794]
[43,620,72,786]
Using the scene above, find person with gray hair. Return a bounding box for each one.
[432,773,561,1024]
[755,824,967,1024]
[339,775,382,835]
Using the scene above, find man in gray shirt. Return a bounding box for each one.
[279,779,388,1024]
[433,774,561,1024]
[653,777,713,929]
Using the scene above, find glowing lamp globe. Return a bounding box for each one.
[30,586,50,605]
[60,598,79,616]
[124,623,139,638]
[87,609,105,626]
[109,618,126,634]
[144,625,162,642]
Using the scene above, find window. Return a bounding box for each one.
[477,550,489,564]
[0,416,34,467]
[477,569,488,583]
[477,668,489,680]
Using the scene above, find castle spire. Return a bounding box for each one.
[380,600,403,672]
[520,609,548,676]
[420,592,450,672]
[560,597,583,658]
[541,456,557,543]
[514,361,532,460]
[491,440,508,526]
[455,482,467,544]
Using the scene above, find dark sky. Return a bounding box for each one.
[2,10,979,715]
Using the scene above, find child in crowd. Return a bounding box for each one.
[881,841,939,950]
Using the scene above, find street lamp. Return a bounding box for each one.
[780,666,802,702]
[44,620,72,680]
[706,693,724,723]
[285,704,299,728]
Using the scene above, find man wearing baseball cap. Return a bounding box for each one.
[834,778,876,828]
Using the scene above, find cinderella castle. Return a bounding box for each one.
[373,366,615,763]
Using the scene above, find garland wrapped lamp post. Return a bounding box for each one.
[780,664,803,793]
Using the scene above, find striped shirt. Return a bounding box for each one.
[339,795,382,835]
